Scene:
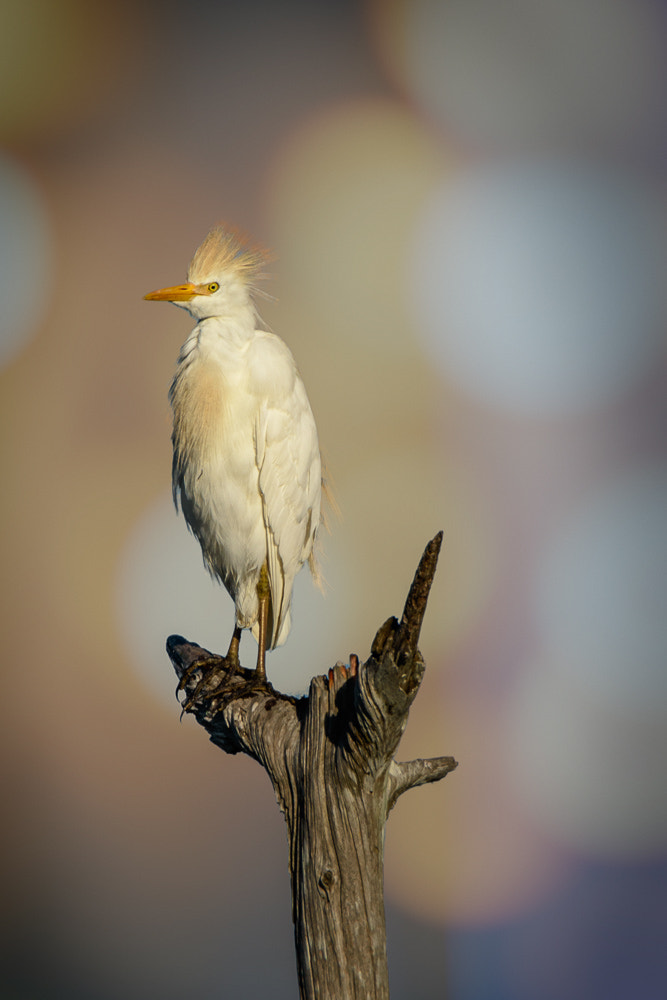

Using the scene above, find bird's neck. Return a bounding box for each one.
[175,313,255,375]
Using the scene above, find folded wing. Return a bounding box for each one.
[254,375,321,648]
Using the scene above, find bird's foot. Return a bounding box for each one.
[176,654,221,696]
[176,654,229,716]
[177,644,258,716]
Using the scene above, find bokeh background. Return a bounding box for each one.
[2,0,666,997]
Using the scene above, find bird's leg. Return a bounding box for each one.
[226,624,242,667]
[255,564,270,680]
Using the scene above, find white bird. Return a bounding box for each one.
[144,225,322,678]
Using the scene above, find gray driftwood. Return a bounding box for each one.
[167,532,457,1000]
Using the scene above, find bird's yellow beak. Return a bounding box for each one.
[144,282,197,302]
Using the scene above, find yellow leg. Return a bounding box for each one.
[227,625,242,666]
[255,563,270,679]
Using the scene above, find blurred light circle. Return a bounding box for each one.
[267,99,444,354]
[537,463,667,709]
[115,493,335,706]
[508,463,667,857]
[334,444,497,665]
[507,659,667,858]
[410,162,665,414]
[0,154,52,368]
[0,0,131,143]
[115,492,224,707]
[386,697,569,924]
[371,0,667,151]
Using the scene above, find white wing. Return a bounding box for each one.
[254,366,321,648]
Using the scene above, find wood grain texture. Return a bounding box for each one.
[167,533,457,1000]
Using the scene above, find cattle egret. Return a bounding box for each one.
[144,225,322,678]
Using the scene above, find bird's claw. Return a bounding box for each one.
[176,654,224,710]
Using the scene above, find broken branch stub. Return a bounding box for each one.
[166,533,457,1000]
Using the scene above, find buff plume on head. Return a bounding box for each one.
[187,225,271,289]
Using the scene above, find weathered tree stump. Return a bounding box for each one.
[167,532,457,1000]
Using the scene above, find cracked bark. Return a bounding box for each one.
[167,532,458,1000]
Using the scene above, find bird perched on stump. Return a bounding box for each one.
[144,225,322,678]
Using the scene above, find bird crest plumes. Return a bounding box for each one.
[187,225,271,288]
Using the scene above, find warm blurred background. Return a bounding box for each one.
[2,0,666,997]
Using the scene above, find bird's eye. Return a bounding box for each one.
[207,282,220,293]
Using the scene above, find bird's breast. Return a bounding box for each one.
[170,350,270,595]
[171,358,229,472]
[170,350,262,509]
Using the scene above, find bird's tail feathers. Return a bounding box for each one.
[306,464,337,595]
[320,460,340,532]
[308,550,324,593]
[264,532,288,648]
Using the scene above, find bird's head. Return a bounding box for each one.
[144,225,270,321]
